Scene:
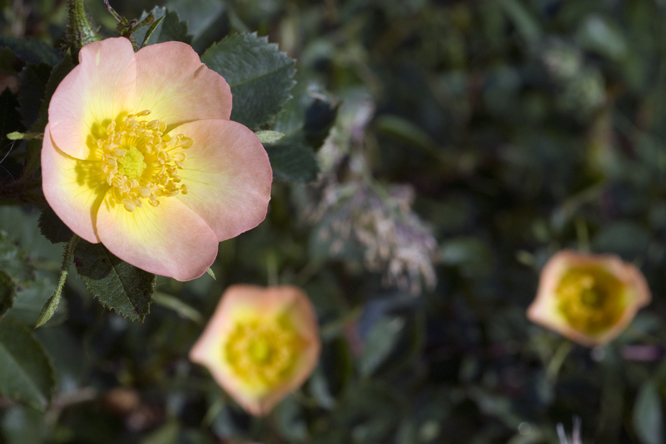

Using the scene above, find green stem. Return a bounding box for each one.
[35,234,80,328]
[66,0,100,58]
[546,340,573,383]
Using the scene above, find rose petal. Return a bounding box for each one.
[134,42,232,126]
[95,195,219,281]
[174,120,272,241]
[41,125,106,243]
[48,38,137,159]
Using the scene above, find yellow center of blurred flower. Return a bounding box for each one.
[97,110,193,212]
[556,266,627,336]
[225,317,306,389]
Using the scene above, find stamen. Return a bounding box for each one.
[95,110,193,212]
[123,198,135,212]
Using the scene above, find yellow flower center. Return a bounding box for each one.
[556,266,627,336]
[225,317,306,390]
[117,145,146,179]
[96,110,193,212]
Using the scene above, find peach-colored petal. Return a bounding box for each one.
[94,195,219,281]
[527,250,651,347]
[175,120,272,241]
[48,38,137,159]
[190,285,320,416]
[44,38,269,281]
[41,125,106,243]
[134,42,232,126]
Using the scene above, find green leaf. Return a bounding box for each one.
[309,337,353,409]
[359,316,404,377]
[74,241,154,321]
[32,53,74,133]
[0,208,64,264]
[0,47,19,72]
[497,0,541,44]
[255,130,285,145]
[440,236,495,277]
[5,279,67,326]
[201,32,296,129]
[17,63,51,129]
[38,207,73,244]
[133,7,192,46]
[21,53,74,182]
[152,291,204,324]
[1,405,44,444]
[0,317,55,410]
[0,231,35,283]
[634,381,663,444]
[165,0,225,39]
[333,382,402,443]
[0,270,16,318]
[576,15,627,61]
[266,137,319,183]
[374,115,436,151]
[274,79,337,150]
[0,36,60,66]
[274,397,308,442]
[357,296,424,377]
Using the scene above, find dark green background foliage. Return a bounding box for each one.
[1,0,666,443]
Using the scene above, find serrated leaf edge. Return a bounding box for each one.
[77,247,154,322]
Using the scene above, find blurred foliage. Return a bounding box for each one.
[2,0,666,443]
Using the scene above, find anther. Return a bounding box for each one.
[179,137,193,149]
[122,198,136,212]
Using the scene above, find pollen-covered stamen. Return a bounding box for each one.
[97,111,193,212]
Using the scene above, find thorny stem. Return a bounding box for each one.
[66,0,100,57]
[35,234,80,328]
[103,0,123,23]
[104,0,155,51]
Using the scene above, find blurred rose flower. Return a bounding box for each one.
[189,284,320,416]
[527,250,651,347]
[42,37,272,281]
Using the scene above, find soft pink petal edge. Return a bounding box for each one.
[526,250,651,346]
[41,125,104,244]
[134,41,232,125]
[94,195,219,281]
[48,37,137,159]
[175,120,272,241]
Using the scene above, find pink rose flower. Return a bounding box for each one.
[42,37,272,281]
[189,285,320,416]
[527,250,651,347]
